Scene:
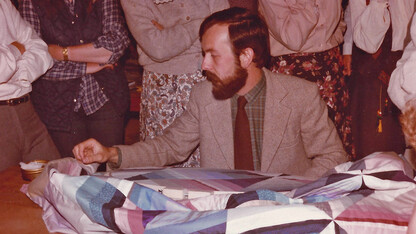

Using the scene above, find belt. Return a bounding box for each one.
[0,94,30,106]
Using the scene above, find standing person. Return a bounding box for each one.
[120,0,229,167]
[345,0,414,159]
[258,0,354,159]
[19,0,130,167]
[73,7,348,180]
[0,0,60,171]
[388,14,416,229]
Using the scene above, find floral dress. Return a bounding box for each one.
[140,70,205,167]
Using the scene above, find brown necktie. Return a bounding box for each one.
[234,96,254,170]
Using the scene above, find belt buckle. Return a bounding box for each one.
[7,98,19,106]
[6,99,14,105]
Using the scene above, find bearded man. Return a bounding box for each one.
[73,7,348,179]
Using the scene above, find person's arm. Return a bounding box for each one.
[301,83,349,178]
[343,3,353,76]
[19,0,127,79]
[47,0,130,65]
[258,0,319,51]
[74,83,203,168]
[352,0,390,53]
[19,0,88,79]
[0,43,21,83]
[1,0,52,84]
[121,0,210,62]
[388,12,416,111]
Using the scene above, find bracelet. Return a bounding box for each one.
[62,47,69,61]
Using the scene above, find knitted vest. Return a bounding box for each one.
[31,0,129,132]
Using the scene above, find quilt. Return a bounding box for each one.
[21,152,416,233]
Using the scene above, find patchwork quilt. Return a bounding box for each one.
[21,152,416,233]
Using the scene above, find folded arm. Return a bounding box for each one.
[121,0,227,62]
[49,0,130,64]
[259,0,319,51]
[19,0,129,79]
[2,0,52,84]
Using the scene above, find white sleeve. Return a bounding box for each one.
[388,12,416,111]
[352,0,390,53]
[343,4,353,55]
[0,44,19,83]
[1,0,53,84]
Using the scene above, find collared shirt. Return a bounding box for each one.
[19,0,130,115]
[231,74,266,170]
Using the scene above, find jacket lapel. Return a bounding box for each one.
[205,100,234,168]
[261,69,291,172]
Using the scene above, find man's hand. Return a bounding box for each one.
[11,41,25,55]
[72,138,118,164]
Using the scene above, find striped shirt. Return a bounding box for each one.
[232,74,266,171]
[19,0,130,115]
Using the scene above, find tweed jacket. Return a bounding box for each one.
[117,68,348,179]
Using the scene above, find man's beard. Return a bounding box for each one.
[206,63,248,100]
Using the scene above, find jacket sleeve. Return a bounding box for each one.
[2,0,52,84]
[258,0,319,51]
[388,12,416,111]
[115,84,202,168]
[352,0,390,53]
[300,83,348,178]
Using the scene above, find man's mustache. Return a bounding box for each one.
[205,71,218,82]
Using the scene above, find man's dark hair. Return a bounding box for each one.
[199,7,270,68]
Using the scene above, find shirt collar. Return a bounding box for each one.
[233,72,266,103]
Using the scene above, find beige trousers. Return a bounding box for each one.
[0,100,60,171]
